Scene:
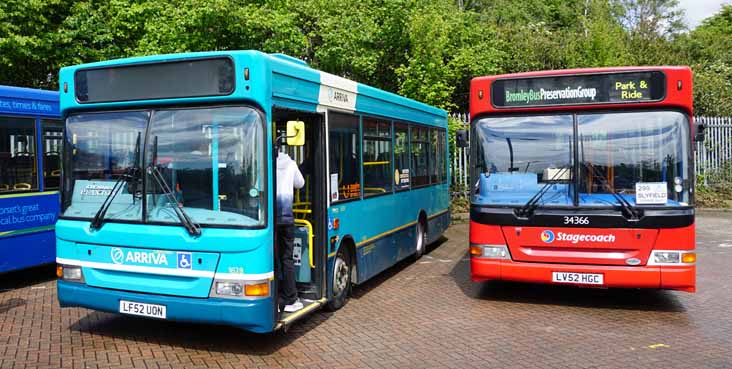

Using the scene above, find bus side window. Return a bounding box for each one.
[328,112,360,202]
[362,118,392,196]
[394,123,410,191]
[0,116,38,193]
[410,125,430,187]
[41,119,64,190]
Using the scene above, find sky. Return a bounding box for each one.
[678,0,729,29]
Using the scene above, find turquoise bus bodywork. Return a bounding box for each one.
[56,51,449,333]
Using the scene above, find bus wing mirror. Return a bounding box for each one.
[694,121,706,142]
[286,120,305,146]
[456,129,469,148]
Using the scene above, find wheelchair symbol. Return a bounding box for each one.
[177,252,192,269]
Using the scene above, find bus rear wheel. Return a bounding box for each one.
[414,220,427,260]
[326,248,351,311]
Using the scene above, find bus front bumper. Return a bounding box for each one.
[470,258,696,292]
[57,280,275,333]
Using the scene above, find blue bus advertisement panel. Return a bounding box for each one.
[55,51,449,333]
[0,85,61,273]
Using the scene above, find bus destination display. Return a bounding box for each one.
[75,57,235,103]
[491,71,665,108]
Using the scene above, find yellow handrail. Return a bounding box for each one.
[363,161,390,166]
[294,219,315,269]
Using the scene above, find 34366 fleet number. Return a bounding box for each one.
[563,216,589,225]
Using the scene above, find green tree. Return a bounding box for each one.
[678,5,732,116]
[396,0,503,110]
[0,0,75,88]
[615,0,686,65]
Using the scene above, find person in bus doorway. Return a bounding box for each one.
[276,151,305,312]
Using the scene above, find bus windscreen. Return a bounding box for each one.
[491,71,665,108]
[74,57,235,103]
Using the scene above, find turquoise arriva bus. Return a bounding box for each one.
[55,51,450,333]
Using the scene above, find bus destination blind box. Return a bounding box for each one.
[491,71,666,108]
[74,57,235,103]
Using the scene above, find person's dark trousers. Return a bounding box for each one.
[277,223,298,306]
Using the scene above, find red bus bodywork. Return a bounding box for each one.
[468,67,696,292]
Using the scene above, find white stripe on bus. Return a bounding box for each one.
[56,258,273,280]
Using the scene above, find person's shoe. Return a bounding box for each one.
[283,299,304,313]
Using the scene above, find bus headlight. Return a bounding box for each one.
[210,279,270,299]
[649,250,696,265]
[216,282,243,296]
[57,264,85,283]
[470,244,511,259]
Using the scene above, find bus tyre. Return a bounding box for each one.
[326,248,351,311]
[414,220,427,260]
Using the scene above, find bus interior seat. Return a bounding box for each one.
[11,153,35,189]
[44,152,61,175]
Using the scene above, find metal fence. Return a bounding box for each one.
[695,116,732,186]
[449,114,732,196]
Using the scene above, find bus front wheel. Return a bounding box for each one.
[326,248,351,311]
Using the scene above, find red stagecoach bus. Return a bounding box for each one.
[465,67,700,292]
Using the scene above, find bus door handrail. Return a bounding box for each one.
[294,219,315,269]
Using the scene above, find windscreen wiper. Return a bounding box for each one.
[514,167,569,219]
[90,132,142,231]
[582,162,640,221]
[148,136,202,237]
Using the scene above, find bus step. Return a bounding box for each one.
[276,298,326,331]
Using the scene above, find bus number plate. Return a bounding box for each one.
[119,300,167,319]
[552,272,604,285]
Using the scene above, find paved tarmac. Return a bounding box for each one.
[1,212,731,368]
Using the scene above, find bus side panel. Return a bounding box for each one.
[427,211,450,244]
[357,237,396,283]
[329,183,449,285]
[0,192,59,273]
[0,231,56,273]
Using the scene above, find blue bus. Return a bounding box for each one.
[55,51,450,333]
[0,85,61,274]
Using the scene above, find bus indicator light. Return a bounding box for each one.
[245,282,269,297]
[682,252,696,264]
[56,265,63,278]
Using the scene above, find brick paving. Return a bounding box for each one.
[1,212,732,368]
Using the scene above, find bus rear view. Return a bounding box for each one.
[467,67,697,292]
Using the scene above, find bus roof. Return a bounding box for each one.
[59,51,446,127]
[470,66,693,119]
[0,85,59,117]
